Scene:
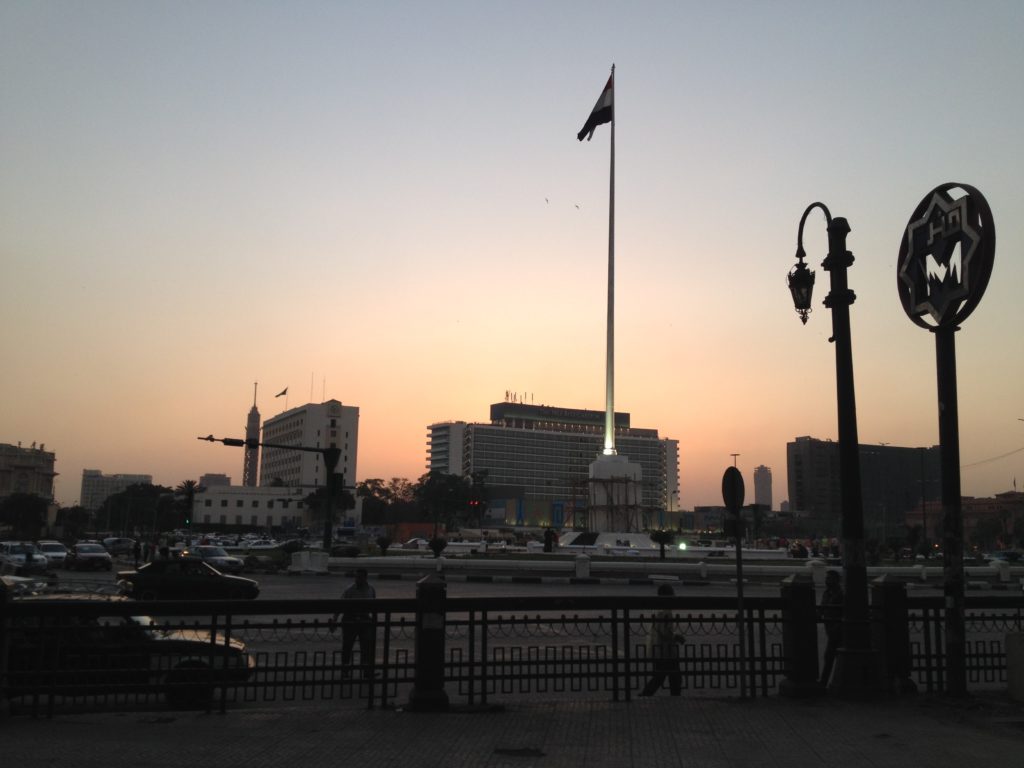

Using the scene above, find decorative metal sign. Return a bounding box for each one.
[897,183,995,328]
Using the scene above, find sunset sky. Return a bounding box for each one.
[2,1,1022,511]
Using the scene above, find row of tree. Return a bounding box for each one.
[0,471,491,542]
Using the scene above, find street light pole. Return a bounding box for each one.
[789,202,877,696]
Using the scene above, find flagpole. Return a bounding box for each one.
[603,64,616,456]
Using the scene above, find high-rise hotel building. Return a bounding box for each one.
[428,402,679,527]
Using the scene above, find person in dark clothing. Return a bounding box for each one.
[332,568,377,676]
[819,569,844,686]
[132,540,141,567]
[640,584,685,696]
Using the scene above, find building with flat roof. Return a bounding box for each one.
[0,442,56,501]
[427,401,679,529]
[786,436,940,539]
[753,465,773,512]
[199,473,231,488]
[259,399,359,488]
[80,469,152,511]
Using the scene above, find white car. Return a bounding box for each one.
[0,541,50,575]
[35,540,68,568]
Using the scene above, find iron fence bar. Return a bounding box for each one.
[611,608,619,702]
[757,606,769,696]
[468,609,476,706]
[220,611,233,714]
[481,610,489,705]
[622,608,631,702]
[380,611,392,709]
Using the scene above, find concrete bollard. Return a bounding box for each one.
[307,551,328,573]
[408,575,450,712]
[806,558,826,586]
[1008,634,1024,702]
[778,574,820,698]
[289,550,310,573]
[575,554,591,579]
[991,559,1010,583]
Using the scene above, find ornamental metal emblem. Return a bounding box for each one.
[897,183,994,329]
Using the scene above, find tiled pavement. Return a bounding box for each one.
[3,693,1024,767]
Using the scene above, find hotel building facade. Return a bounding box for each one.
[428,402,679,528]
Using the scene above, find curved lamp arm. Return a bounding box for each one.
[789,202,832,324]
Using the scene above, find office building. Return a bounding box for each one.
[786,436,941,539]
[80,469,153,511]
[427,401,679,529]
[0,442,57,501]
[259,399,359,488]
[753,465,772,511]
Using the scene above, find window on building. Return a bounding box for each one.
[251,500,259,508]
[235,515,242,525]
[266,515,273,528]
[219,515,226,525]
[268,500,274,509]
[203,515,211,524]
[204,499,212,507]
[220,500,228,507]
[251,515,258,526]
[236,500,244,508]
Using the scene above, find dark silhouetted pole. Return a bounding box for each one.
[789,203,878,696]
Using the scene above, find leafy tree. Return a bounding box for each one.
[98,483,174,535]
[467,471,490,528]
[971,517,1003,551]
[303,482,356,538]
[56,505,92,541]
[0,493,49,539]
[414,471,471,538]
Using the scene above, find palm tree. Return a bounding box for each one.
[175,480,200,532]
[649,529,676,560]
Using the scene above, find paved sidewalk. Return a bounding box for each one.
[4,693,1024,768]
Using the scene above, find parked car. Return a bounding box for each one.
[185,546,245,574]
[329,542,361,558]
[0,541,50,575]
[102,537,137,557]
[6,594,254,708]
[65,542,114,571]
[35,540,69,568]
[117,559,259,600]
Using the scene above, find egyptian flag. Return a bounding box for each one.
[577,74,613,141]
[275,387,288,397]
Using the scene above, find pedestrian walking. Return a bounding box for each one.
[640,583,685,696]
[331,568,377,677]
[819,569,844,686]
[132,540,141,567]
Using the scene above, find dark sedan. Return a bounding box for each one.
[117,559,259,600]
[7,595,254,708]
[65,542,114,571]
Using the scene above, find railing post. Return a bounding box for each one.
[407,574,449,712]
[871,575,917,695]
[778,573,821,698]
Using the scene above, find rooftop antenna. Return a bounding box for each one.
[253,381,258,406]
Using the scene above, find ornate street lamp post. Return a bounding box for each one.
[788,202,877,695]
